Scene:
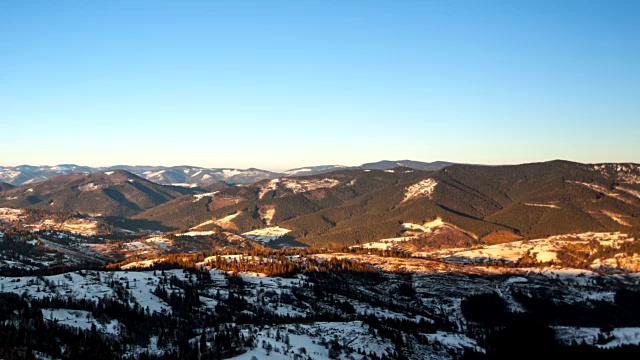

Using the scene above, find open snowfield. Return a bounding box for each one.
[1,249,639,359]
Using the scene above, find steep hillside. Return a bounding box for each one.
[435,160,640,238]
[0,170,196,217]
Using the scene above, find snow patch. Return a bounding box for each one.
[262,207,276,226]
[602,211,631,226]
[242,227,291,243]
[171,183,199,188]
[403,178,437,202]
[285,168,311,175]
[555,326,640,348]
[193,191,218,202]
[358,236,416,250]
[145,236,172,250]
[617,187,640,199]
[524,202,560,209]
[78,183,101,191]
[259,179,281,198]
[146,170,166,178]
[424,331,484,353]
[259,178,339,198]
[121,258,166,270]
[213,212,240,229]
[222,169,242,177]
[402,218,445,232]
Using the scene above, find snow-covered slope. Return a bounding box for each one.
[258,178,341,199]
[403,178,438,202]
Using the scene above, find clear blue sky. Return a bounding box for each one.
[1,0,639,170]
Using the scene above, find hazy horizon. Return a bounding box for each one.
[2,157,640,174]
[2,1,639,168]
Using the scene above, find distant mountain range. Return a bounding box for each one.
[0,160,454,186]
[0,164,279,187]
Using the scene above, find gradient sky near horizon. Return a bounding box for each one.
[1,1,639,171]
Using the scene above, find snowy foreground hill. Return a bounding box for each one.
[1,248,640,359]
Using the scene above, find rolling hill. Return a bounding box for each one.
[0,170,197,217]
[133,168,427,233]
[436,161,640,238]
[134,161,640,247]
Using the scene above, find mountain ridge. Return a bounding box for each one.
[0,170,197,217]
[2,160,639,248]
[132,160,640,246]
[0,160,457,186]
